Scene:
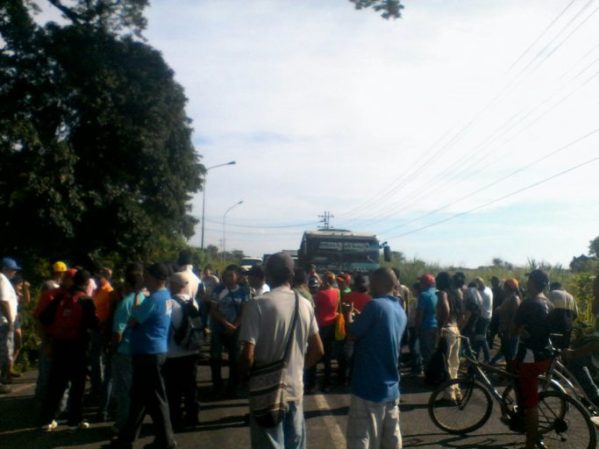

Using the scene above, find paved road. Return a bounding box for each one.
[0,362,525,449]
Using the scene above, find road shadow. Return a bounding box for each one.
[404,432,520,448]
[304,406,349,420]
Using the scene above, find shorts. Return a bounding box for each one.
[515,359,552,409]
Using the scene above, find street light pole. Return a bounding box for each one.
[222,200,243,262]
[200,160,236,250]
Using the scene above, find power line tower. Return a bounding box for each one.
[318,211,334,230]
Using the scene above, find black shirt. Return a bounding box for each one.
[514,294,551,361]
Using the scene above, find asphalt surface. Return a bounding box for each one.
[0,358,529,449]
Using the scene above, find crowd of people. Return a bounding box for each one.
[0,252,598,449]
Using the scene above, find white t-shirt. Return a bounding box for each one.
[180,265,201,305]
[0,273,18,324]
[240,286,318,402]
[479,286,494,320]
[167,298,199,359]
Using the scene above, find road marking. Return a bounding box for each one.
[311,393,346,449]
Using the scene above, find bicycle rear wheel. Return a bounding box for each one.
[428,378,493,434]
[538,391,597,449]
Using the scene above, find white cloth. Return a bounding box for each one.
[240,286,318,402]
[180,265,202,304]
[253,283,270,297]
[166,298,198,359]
[346,395,403,449]
[479,287,493,320]
[0,273,18,324]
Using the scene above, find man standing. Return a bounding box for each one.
[247,265,270,298]
[239,252,323,449]
[416,274,437,368]
[112,263,176,449]
[41,261,68,293]
[343,268,407,449]
[547,282,578,348]
[474,277,493,362]
[0,257,20,391]
[513,269,552,449]
[177,250,202,306]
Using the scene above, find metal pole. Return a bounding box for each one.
[200,160,236,250]
[223,200,243,262]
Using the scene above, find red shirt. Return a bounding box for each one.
[315,288,339,328]
[343,291,371,313]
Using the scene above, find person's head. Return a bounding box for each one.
[247,265,266,289]
[453,272,466,289]
[169,272,188,295]
[526,269,549,296]
[308,277,320,294]
[73,269,91,292]
[370,267,398,298]
[203,264,214,277]
[222,266,239,289]
[307,264,317,274]
[435,272,452,291]
[353,274,369,293]
[265,252,295,288]
[177,250,193,267]
[475,277,486,290]
[97,267,112,284]
[62,268,77,289]
[322,271,336,289]
[412,281,421,295]
[52,260,67,280]
[491,276,500,288]
[144,263,170,292]
[419,273,435,290]
[1,257,21,279]
[503,278,519,295]
[336,273,351,289]
[293,268,308,288]
[391,267,401,284]
[549,282,562,291]
[123,268,143,293]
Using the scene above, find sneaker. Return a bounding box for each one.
[42,420,58,432]
[68,420,90,429]
[591,415,599,427]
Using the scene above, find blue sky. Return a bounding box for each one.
[138,0,599,267]
[39,0,599,267]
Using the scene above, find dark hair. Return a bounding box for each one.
[266,252,295,287]
[73,269,91,290]
[124,270,144,291]
[225,264,241,274]
[293,268,307,286]
[177,250,193,266]
[453,272,466,288]
[247,266,265,280]
[550,282,562,291]
[392,267,401,279]
[436,272,452,291]
[353,274,369,293]
[146,263,170,281]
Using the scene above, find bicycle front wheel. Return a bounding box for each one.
[538,391,597,449]
[428,378,493,434]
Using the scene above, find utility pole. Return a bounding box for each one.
[318,211,334,230]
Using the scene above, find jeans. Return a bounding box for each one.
[319,324,335,387]
[0,322,14,382]
[346,396,402,449]
[119,354,175,448]
[249,401,306,449]
[408,327,422,374]
[89,331,106,397]
[163,355,199,429]
[210,329,240,392]
[419,327,438,368]
[473,318,491,362]
[111,352,133,431]
[35,343,69,414]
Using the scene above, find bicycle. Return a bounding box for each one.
[427,336,597,449]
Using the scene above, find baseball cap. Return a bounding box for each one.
[526,269,549,289]
[64,268,78,279]
[337,273,351,285]
[1,257,21,271]
[419,273,435,287]
[52,261,68,273]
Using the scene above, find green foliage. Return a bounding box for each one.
[350,0,404,19]
[567,272,596,324]
[589,236,599,258]
[570,254,598,273]
[0,1,204,269]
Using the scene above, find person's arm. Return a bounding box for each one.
[346,301,377,339]
[210,299,236,332]
[415,294,423,332]
[437,291,449,328]
[129,296,155,326]
[305,333,324,369]
[238,341,255,382]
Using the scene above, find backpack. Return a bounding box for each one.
[425,336,449,386]
[49,291,91,341]
[172,296,203,351]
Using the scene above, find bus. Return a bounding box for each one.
[298,229,382,273]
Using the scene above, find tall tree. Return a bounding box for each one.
[0,0,204,266]
[350,0,404,19]
[589,236,599,258]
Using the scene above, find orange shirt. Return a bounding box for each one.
[93,281,114,323]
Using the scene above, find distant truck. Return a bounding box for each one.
[298,229,383,274]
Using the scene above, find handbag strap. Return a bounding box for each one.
[282,291,300,364]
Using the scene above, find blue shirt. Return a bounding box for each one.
[211,285,249,332]
[418,287,438,329]
[113,292,145,355]
[349,295,407,403]
[130,288,172,355]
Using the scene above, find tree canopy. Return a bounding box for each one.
[0,0,204,267]
[350,0,404,19]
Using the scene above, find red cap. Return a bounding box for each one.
[420,273,435,287]
[337,273,351,285]
[64,268,78,279]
